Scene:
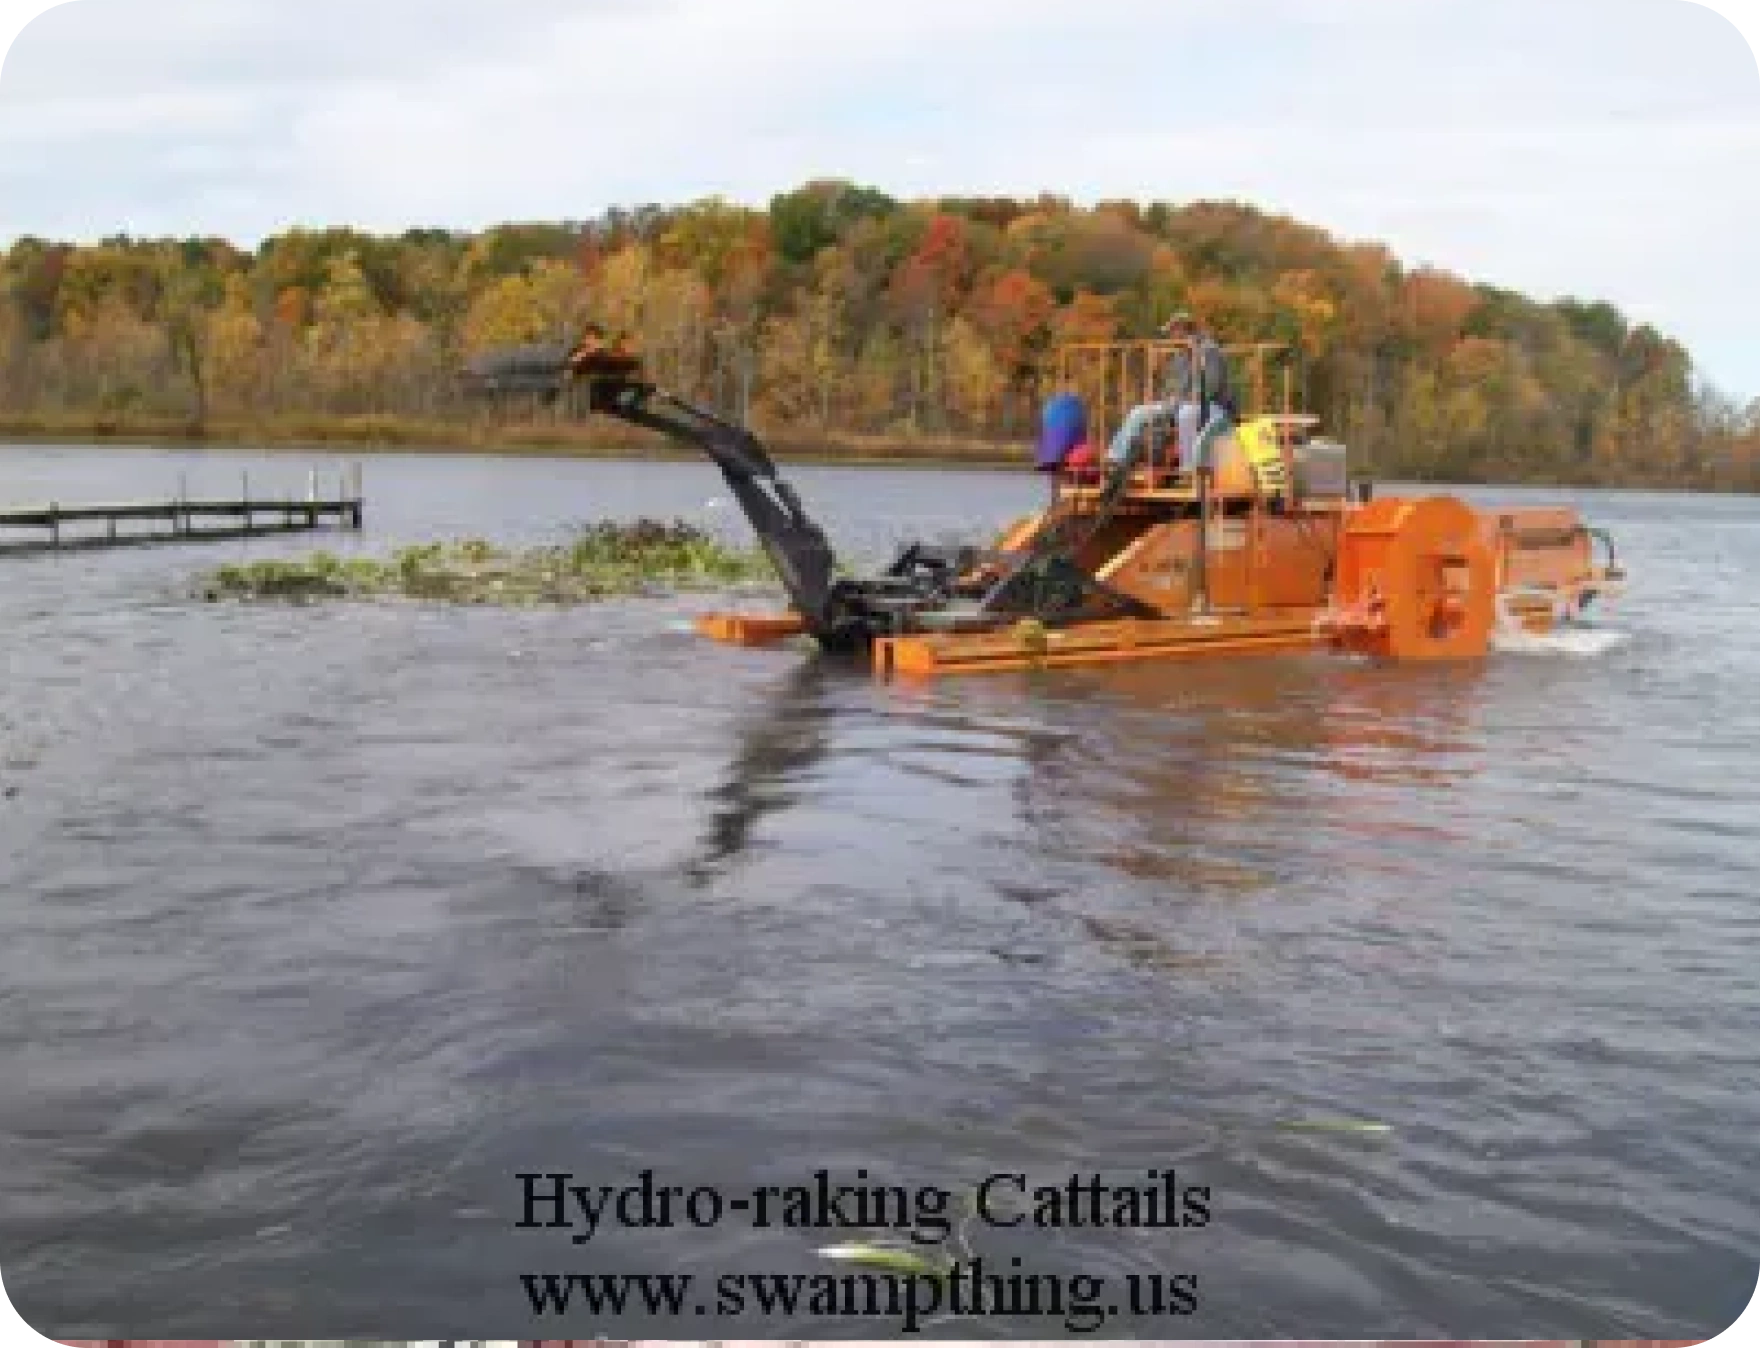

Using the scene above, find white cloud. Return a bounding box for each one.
[0,0,1757,393]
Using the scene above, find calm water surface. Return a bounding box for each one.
[1,444,1756,1339]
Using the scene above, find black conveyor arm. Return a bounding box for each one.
[579,375,847,639]
[589,378,781,483]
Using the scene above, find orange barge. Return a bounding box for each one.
[472,334,1624,679]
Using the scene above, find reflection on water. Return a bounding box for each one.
[689,660,837,885]
[2,450,1758,1340]
[990,656,1485,910]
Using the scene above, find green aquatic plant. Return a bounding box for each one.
[205,559,349,600]
[457,537,501,564]
[562,517,761,581]
[199,518,774,606]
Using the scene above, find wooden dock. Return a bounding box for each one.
[0,465,364,555]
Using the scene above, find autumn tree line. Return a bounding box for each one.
[2,181,1756,489]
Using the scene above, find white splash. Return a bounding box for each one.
[1492,624,1632,657]
[1491,592,1631,657]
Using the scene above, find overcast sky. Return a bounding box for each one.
[1,0,1756,397]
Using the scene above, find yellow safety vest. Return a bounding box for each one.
[1235,417,1291,496]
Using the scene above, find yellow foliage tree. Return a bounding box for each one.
[591,244,650,341]
[204,273,266,414]
[460,260,589,354]
[942,316,1000,430]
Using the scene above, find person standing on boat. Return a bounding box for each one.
[1105,311,1235,476]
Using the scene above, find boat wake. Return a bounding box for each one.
[1489,591,1629,656]
[1492,620,1631,657]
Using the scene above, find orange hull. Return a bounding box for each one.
[692,489,1622,679]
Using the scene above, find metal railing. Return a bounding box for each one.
[1048,339,1299,468]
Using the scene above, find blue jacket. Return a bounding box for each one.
[1036,393,1088,470]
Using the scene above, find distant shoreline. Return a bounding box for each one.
[0,411,1026,472]
[0,411,1749,493]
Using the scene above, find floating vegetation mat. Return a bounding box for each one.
[199,518,777,606]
